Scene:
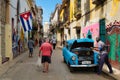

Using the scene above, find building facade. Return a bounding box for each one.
[37,6,43,39]
[56,0,120,69]
[43,22,50,38]
[49,4,61,47]
[79,0,120,69]
[0,0,38,64]
[0,0,9,64]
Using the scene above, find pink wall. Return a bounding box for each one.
[82,23,99,40]
[82,23,99,47]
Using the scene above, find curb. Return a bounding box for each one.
[0,50,28,77]
[103,65,120,80]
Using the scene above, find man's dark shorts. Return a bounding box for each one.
[41,56,51,63]
[29,48,33,54]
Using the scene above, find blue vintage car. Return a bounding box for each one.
[62,38,99,72]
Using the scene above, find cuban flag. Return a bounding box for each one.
[20,11,32,32]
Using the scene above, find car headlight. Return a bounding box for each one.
[71,56,76,61]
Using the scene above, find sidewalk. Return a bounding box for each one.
[103,65,120,80]
[0,49,29,77]
[58,46,120,80]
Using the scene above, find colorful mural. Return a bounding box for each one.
[106,20,120,62]
[82,23,99,40]
[82,23,99,48]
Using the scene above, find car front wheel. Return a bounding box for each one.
[68,63,74,72]
[63,58,66,63]
[69,67,74,72]
[94,66,98,72]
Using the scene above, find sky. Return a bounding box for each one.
[35,0,62,23]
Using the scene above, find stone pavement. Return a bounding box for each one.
[58,46,120,80]
[0,48,29,77]
[0,46,120,80]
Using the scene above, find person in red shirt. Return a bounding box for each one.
[39,38,53,73]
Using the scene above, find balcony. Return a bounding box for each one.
[5,0,9,2]
[92,0,106,5]
[74,9,81,20]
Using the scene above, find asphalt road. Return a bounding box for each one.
[0,47,116,80]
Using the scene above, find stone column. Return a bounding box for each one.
[5,0,13,61]
[0,1,1,64]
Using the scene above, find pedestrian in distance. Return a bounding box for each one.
[28,37,34,57]
[49,38,53,45]
[39,38,53,73]
[52,37,56,49]
[93,37,113,75]
[39,38,42,47]
[35,38,38,47]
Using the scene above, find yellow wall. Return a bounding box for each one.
[70,0,74,21]
[60,9,64,21]
[5,24,13,60]
[90,0,95,20]
[89,0,120,21]
[110,0,120,17]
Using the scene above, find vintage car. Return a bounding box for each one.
[62,38,99,72]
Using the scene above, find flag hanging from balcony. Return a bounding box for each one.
[20,11,32,32]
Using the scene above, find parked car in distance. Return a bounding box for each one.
[62,38,99,72]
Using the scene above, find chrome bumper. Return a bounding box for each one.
[70,64,98,67]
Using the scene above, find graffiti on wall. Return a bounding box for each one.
[106,20,120,34]
[106,20,120,62]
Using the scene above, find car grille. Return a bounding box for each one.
[78,50,94,65]
[78,58,94,65]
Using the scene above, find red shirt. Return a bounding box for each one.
[40,42,52,56]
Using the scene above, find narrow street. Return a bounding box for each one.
[0,47,115,80]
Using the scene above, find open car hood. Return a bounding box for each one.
[70,38,94,50]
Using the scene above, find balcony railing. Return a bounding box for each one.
[92,0,106,5]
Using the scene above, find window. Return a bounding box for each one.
[77,0,81,10]
[76,29,80,38]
